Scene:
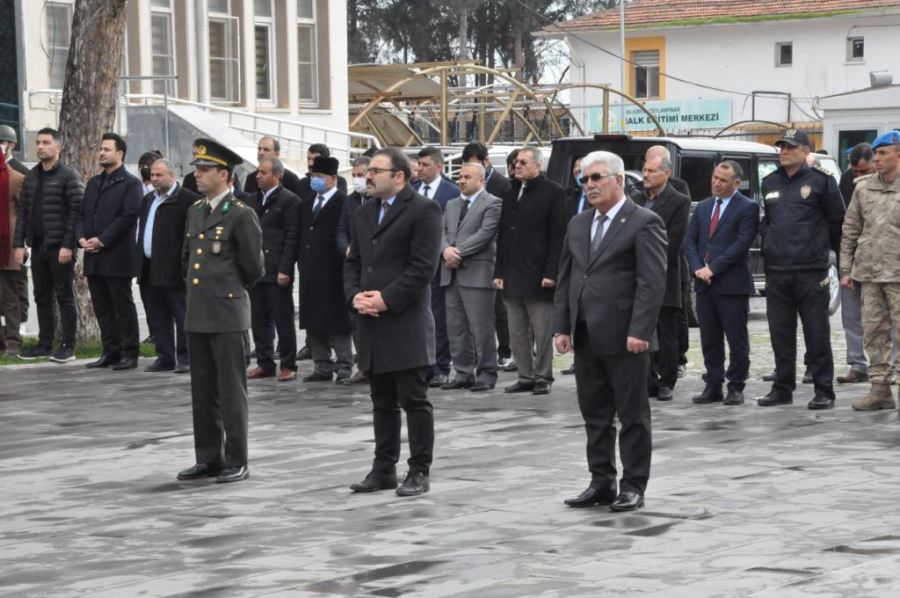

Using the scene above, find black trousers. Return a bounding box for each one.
[697,291,750,391]
[574,321,651,494]
[495,291,511,359]
[250,282,297,372]
[31,244,77,348]
[368,367,434,476]
[188,331,249,467]
[678,279,690,364]
[87,275,140,358]
[430,276,450,375]
[140,282,188,367]
[766,270,834,398]
[650,306,680,389]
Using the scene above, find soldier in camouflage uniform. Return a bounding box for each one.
[176,139,264,483]
[840,130,900,410]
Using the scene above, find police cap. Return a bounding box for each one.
[774,129,811,148]
[191,138,243,170]
[871,130,900,151]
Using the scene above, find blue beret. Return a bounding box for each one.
[872,130,900,150]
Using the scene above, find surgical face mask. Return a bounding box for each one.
[574,175,584,189]
[310,176,327,193]
[352,176,367,194]
[0,142,7,156]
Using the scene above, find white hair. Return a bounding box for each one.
[580,150,624,176]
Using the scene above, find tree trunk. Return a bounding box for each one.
[57,0,129,343]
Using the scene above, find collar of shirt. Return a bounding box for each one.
[155,182,177,202]
[420,178,441,195]
[261,185,279,204]
[595,195,627,224]
[714,191,736,214]
[208,188,230,211]
[462,188,483,204]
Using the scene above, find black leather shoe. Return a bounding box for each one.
[691,385,723,404]
[470,381,495,392]
[762,371,776,382]
[561,365,575,375]
[86,354,120,369]
[177,463,221,480]
[429,373,449,388]
[395,471,430,496]
[303,370,333,382]
[609,491,644,512]
[505,381,535,393]
[807,394,835,410]
[441,377,473,390]
[174,363,190,374]
[216,465,249,483]
[723,389,745,405]
[564,481,617,508]
[757,391,793,406]
[112,357,138,371]
[802,369,814,384]
[350,471,398,493]
[657,386,674,401]
[532,381,552,395]
[297,346,312,360]
[339,370,368,385]
[144,359,175,372]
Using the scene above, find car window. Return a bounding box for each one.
[757,160,779,199]
[679,154,716,201]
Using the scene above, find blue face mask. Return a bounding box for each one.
[574,174,584,189]
[310,176,327,193]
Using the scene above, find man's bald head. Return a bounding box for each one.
[645,145,671,161]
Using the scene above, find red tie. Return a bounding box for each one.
[708,199,722,239]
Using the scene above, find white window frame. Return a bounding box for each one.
[775,42,793,68]
[254,0,276,104]
[208,1,241,104]
[297,0,318,106]
[150,1,176,96]
[45,0,74,90]
[846,36,864,63]
[631,50,660,100]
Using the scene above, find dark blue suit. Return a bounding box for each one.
[418,177,460,377]
[684,192,760,390]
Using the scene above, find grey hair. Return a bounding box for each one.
[580,150,624,176]
[520,146,544,165]
[152,158,176,175]
[460,162,486,178]
[646,145,671,161]
[351,156,371,168]
[258,157,285,176]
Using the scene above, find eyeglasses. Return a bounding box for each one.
[366,167,398,176]
[580,172,617,183]
[514,159,532,165]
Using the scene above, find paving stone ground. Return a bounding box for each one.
[2,298,900,598]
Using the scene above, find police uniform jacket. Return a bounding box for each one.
[77,166,143,278]
[761,163,845,272]
[183,193,264,333]
[840,174,900,282]
[244,185,301,282]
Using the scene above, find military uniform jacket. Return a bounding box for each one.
[840,174,900,282]
[761,163,845,272]
[182,193,265,333]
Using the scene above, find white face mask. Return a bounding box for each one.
[0,142,7,156]
[352,176,367,194]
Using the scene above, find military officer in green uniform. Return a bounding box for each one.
[176,139,264,484]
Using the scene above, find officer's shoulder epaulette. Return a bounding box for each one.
[234,201,246,208]
[811,165,833,177]
[853,173,876,185]
[762,169,778,180]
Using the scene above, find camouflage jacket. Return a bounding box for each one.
[840,173,900,282]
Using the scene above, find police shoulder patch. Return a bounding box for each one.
[812,165,832,177]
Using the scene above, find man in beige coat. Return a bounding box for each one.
[0,150,23,355]
[840,130,900,410]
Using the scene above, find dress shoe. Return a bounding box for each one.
[247,367,275,379]
[691,385,723,404]
[350,471,398,493]
[657,386,674,401]
[498,357,518,372]
[395,470,430,496]
[177,462,221,480]
[429,373,450,388]
[762,370,776,382]
[441,377,474,390]
[144,359,175,372]
[837,369,868,384]
[609,491,644,512]
[470,381,495,392]
[561,365,575,375]
[278,369,297,382]
[297,345,312,360]
[757,391,793,406]
[807,394,835,410]
[174,363,190,374]
[334,372,351,384]
[505,381,535,393]
[802,369,813,384]
[340,370,368,385]
[723,389,745,405]
[303,370,333,382]
[86,354,121,369]
[533,381,552,395]
[216,465,249,483]
[564,482,617,508]
[112,357,138,371]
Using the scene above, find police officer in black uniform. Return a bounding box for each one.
[176,139,264,484]
[758,129,845,409]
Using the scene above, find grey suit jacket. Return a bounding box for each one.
[440,189,502,288]
[553,198,668,355]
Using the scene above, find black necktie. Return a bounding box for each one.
[457,198,470,230]
[313,195,324,218]
[422,185,431,198]
[203,202,212,217]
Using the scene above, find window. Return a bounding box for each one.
[46,1,74,89]
[297,1,317,104]
[254,0,275,102]
[847,37,864,62]
[208,1,240,103]
[838,129,877,170]
[775,42,792,67]
[631,51,659,99]
[679,154,716,202]
[151,1,175,95]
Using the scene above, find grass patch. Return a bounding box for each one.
[0,337,157,366]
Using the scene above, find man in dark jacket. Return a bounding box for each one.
[634,153,690,401]
[462,142,512,199]
[344,147,442,497]
[296,143,348,201]
[245,157,301,381]
[493,146,567,395]
[243,136,304,196]
[13,127,83,362]
[77,132,143,370]
[138,158,200,372]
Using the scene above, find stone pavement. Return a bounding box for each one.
[2,298,900,598]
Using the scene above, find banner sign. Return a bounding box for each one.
[588,98,732,132]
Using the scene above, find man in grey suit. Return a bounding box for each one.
[440,163,503,392]
[554,150,667,513]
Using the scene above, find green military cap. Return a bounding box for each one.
[191,138,243,170]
